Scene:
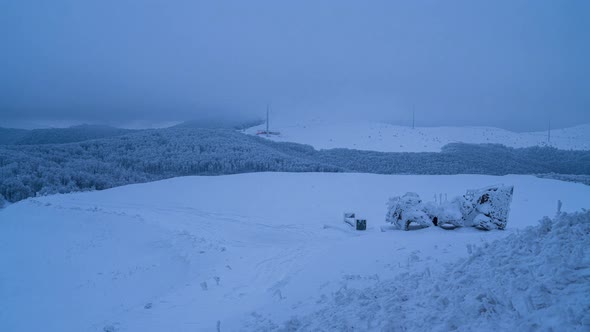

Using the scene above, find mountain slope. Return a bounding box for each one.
[245,120,590,152]
[0,127,29,145]
[13,124,137,145]
[2,127,589,204]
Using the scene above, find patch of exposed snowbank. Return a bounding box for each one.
[254,210,590,331]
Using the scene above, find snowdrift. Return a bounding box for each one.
[259,210,590,331]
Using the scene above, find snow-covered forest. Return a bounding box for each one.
[0,128,338,203]
[1,127,589,204]
[0,124,137,145]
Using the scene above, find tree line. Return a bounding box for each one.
[1,127,589,205]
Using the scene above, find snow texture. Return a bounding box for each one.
[1,173,589,331]
[256,210,590,331]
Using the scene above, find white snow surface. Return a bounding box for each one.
[1,173,589,331]
[244,119,590,152]
[253,210,590,331]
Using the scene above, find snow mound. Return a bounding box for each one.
[257,210,590,331]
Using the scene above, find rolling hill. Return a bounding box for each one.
[245,120,590,152]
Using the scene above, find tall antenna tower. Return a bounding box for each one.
[266,104,270,137]
[255,104,280,137]
[412,107,415,129]
[548,119,551,143]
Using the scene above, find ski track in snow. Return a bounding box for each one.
[1,173,589,331]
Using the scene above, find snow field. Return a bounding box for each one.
[245,120,590,152]
[0,173,589,331]
[253,210,590,331]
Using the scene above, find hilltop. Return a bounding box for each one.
[245,120,590,152]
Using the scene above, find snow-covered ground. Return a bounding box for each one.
[1,173,588,331]
[255,210,590,331]
[245,120,590,152]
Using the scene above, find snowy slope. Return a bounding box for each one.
[255,211,590,331]
[245,120,590,152]
[1,173,589,331]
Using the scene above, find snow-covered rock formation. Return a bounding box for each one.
[386,185,514,230]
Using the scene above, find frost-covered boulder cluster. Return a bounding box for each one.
[386,185,514,230]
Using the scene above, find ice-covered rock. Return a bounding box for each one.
[386,185,514,230]
[461,185,514,230]
[386,192,432,230]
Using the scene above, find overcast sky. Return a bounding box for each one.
[1,0,589,130]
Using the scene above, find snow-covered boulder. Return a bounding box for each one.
[386,192,433,230]
[461,185,514,230]
[386,185,514,230]
[426,198,464,227]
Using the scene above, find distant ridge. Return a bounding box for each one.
[245,121,590,152]
[174,118,264,130]
[1,126,589,204]
[0,124,137,145]
[0,128,29,145]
